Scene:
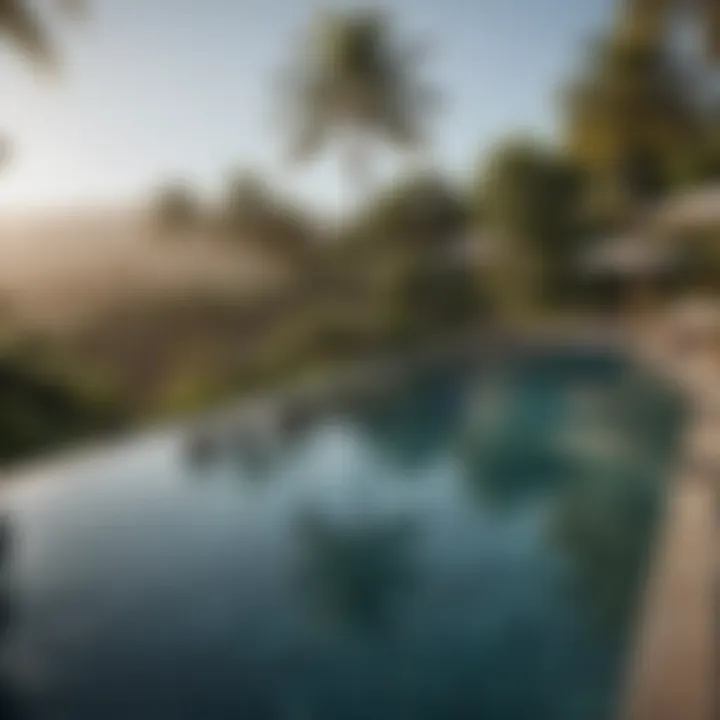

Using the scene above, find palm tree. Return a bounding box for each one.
[0,0,83,68]
[0,0,54,66]
[219,169,316,266]
[621,0,720,61]
[0,0,84,169]
[281,8,440,201]
[152,181,203,236]
[564,30,696,221]
[359,171,468,250]
[478,138,586,311]
[221,170,275,240]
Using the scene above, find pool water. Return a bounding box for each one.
[0,351,685,720]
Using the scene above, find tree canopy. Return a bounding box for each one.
[281,8,440,189]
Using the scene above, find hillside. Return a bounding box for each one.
[0,205,289,332]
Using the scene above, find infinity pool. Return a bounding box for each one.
[0,350,685,720]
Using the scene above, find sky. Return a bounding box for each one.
[0,0,614,214]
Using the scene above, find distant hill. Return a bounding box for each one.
[0,205,289,332]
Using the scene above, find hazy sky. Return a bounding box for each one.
[0,0,613,213]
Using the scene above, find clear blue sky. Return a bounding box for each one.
[0,0,613,213]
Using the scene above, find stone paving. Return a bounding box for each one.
[621,302,720,720]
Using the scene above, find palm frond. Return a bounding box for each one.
[0,0,57,68]
[279,7,440,177]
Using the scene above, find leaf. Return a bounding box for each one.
[278,8,438,170]
[0,0,58,68]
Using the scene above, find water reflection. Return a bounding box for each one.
[295,508,418,631]
[0,513,10,561]
[0,354,684,720]
[340,371,466,473]
[0,590,8,645]
[228,440,277,483]
[0,516,23,720]
[184,425,223,469]
[459,377,571,511]
[185,397,323,482]
[0,514,12,640]
[0,677,25,720]
[548,380,681,636]
[551,467,661,637]
[560,376,684,470]
[462,430,572,511]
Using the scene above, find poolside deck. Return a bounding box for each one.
[621,312,720,720]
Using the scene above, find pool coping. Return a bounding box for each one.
[619,339,718,720]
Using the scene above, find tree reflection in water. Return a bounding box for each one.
[294,509,418,631]
[229,440,277,484]
[0,676,25,720]
[462,429,573,511]
[342,370,466,474]
[550,465,662,638]
[0,515,23,720]
[558,375,685,474]
[458,367,680,638]
[459,376,572,511]
[548,378,681,637]
[0,513,12,639]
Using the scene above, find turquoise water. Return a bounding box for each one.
[0,352,685,720]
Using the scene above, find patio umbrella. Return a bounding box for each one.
[580,233,677,279]
[650,184,720,235]
[579,234,679,320]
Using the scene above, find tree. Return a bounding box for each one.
[0,0,85,169]
[0,0,56,66]
[281,8,440,197]
[219,169,315,264]
[0,347,123,463]
[0,0,85,68]
[220,170,275,239]
[563,31,696,220]
[331,171,482,335]
[478,138,585,309]
[358,171,468,250]
[620,0,720,62]
[152,181,203,235]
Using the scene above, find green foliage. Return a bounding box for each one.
[0,0,58,67]
[563,30,698,219]
[6,0,720,466]
[478,138,586,309]
[220,171,272,237]
[282,8,440,187]
[153,182,203,235]
[392,257,484,333]
[667,121,720,190]
[358,171,468,249]
[620,0,720,62]
[673,228,720,292]
[0,347,124,464]
[218,169,317,263]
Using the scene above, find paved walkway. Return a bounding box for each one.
[621,307,720,720]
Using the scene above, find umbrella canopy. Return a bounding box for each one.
[651,184,720,235]
[450,229,506,268]
[580,233,678,278]
[667,297,720,335]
